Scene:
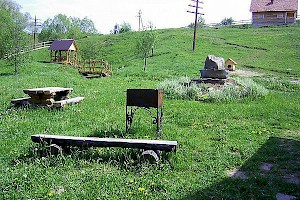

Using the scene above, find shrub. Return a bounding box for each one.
[158,77,268,102]
[158,77,206,100]
[257,78,300,92]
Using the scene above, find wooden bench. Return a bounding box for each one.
[53,97,84,108]
[31,134,177,152]
[10,97,31,106]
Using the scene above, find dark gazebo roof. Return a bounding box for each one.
[49,39,78,51]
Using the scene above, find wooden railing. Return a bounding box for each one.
[78,60,113,77]
[2,41,53,59]
[32,41,53,50]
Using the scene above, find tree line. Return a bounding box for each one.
[38,14,98,41]
[0,0,99,74]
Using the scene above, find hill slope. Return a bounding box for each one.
[0,26,299,199]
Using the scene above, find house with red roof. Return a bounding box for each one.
[49,39,78,65]
[250,0,298,26]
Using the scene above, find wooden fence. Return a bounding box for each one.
[2,41,52,59]
[78,60,112,77]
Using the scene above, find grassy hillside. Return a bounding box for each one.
[0,25,299,199]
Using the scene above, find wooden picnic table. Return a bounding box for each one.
[23,87,73,106]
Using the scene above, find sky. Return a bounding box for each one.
[14,0,297,34]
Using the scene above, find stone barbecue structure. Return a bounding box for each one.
[200,55,228,79]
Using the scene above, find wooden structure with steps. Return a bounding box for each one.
[78,60,112,77]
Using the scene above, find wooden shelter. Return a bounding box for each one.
[250,0,298,26]
[225,58,237,71]
[50,39,78,65]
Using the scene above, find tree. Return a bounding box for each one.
[39,15,98,41]
[188,16,206,28]
[80,17,98,34]
[0,0,31,74]
[221,17,234,26]
[136,29,156,71]
[7,19,31,74]
[119,22,132,33]
[39,14,71,40]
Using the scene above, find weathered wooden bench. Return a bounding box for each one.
[10,97,31,106]
[10,96,84,108]
[32,134,177,163]
[31,134,177,152]
[53,97,84,108]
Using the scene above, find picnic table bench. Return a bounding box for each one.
[11,87,84,108]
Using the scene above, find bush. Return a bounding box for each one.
[158,77,268,102]
[221,17,234,26]
[207,78,268,102]
[158,77,206,100]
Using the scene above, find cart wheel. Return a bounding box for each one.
[48,144,62,155]
[142,150,160,164]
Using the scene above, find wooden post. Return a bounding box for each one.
[285,12,287,24]
[192,0,199,52]
[187,0,204,52]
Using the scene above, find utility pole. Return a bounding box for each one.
[187,0,204,51]
[32,16,41,49]
[137,10,143,31]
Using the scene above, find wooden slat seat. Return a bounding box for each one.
[31,134,178,152]
[53,97,84,108]
[10,97,31,106]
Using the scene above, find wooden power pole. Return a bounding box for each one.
[137,10,143,31]
[33,16,41,49]
[187,0,204,51]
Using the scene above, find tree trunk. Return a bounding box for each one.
[144,53,147,71]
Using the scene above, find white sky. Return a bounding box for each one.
[15,0,298,34]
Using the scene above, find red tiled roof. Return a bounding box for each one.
[250,0,298,12]
[49,39,77,51]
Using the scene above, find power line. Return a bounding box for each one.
[187,0,204,51]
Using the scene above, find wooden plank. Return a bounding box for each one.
[84,75,102,79]
[53,97,84,108]
[11,97,31,106]
[31,134,178,152]
[23,87,73,95]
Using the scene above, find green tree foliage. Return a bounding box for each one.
[0,0,31,74]
[38,15,98,41]
[221,17,234,26]
[188,16,206,28]
[119,22,132,33]
[136,29,156,71]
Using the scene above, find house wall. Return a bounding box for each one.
[252,11,297,26]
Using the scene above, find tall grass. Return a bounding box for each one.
[158,77,268,102]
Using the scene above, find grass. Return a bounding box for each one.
[0,25,300,199]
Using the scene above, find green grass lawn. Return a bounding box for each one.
[0,25,299,199]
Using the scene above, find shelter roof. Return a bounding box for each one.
[250,0,298,12]
[49,39,78,51]
[226,58,237,65]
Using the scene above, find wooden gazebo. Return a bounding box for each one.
[49,39,78,65]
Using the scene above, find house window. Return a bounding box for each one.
[287,13,294,18]
[257,14,264,19]
[277,13,284,19]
